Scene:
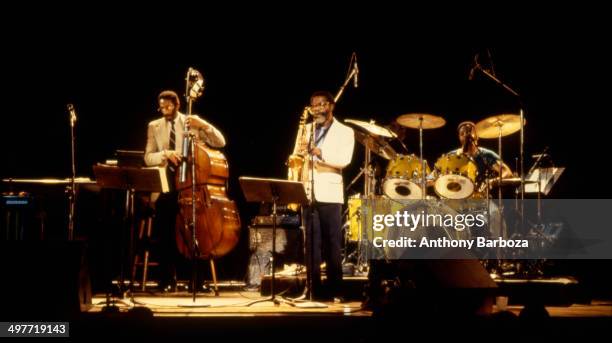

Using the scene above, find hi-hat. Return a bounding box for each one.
[396,113,446,129]
[354,130,397,160]
[345,119,397,138]
[475,114,526,139]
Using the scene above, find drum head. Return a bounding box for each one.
[383,178,423,200]
[434,174,475,199]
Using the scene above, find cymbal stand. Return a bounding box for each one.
[418,117,426,200]
[476,66,525,232]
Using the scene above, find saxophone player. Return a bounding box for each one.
[290,91,355,302]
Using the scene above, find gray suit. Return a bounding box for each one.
[144,112,225,167]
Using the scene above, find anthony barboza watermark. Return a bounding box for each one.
[369,210,528,251]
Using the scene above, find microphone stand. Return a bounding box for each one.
[67,104,77,241]
[474,64,526,233]
[334,57,366,195]
[334,54,371,272]
[178,69,209,307]
[334,54,358,103]
[186,95,202,304]
[307,118,317,301]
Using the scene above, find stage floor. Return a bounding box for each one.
[71,290,612,339]
[89,290,370,317]
[88,291,612,318]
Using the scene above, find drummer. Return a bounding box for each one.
[450,121,512,183]
[444,121,512,239]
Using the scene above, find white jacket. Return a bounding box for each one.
[297,118,355,204]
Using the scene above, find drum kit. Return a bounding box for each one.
[344,113,528,245]
[346,113,525,199]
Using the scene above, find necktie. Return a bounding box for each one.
[169,119,176,151]
[168,120,176,172]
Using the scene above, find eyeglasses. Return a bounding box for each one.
[158,103,175,111]
[310,101,330,108]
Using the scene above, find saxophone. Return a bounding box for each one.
[287,107,312,209]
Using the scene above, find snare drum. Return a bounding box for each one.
[383,154,430,199]
[433,153,478,199]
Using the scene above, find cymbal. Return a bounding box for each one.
[354,130,397,160]
[345,119,397,138]
[475,114,526,139]
[396,113,446,129]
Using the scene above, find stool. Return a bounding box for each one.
[131,213,158,291]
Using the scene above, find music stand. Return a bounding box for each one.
[93,165,168,308]
[525,167,564,196]
[239,177,310,306]
[525,167,564,222]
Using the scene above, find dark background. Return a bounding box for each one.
[3,45,606,197]
[2,35,610,288]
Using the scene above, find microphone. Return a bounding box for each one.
[468,53,480,80]
[67,104,77,126]
[353,57,359,88]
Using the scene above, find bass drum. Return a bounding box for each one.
[433,153,478,200]
[382,154,430,200]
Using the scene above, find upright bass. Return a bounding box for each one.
[175,140,241,259]
[174,68,240,260]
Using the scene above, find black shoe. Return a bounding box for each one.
[333,296,346,304]
[243,284,260,292]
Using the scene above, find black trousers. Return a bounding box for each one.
[303,201,343,298]
[153,191,179,286]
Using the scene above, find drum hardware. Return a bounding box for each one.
[343,119,398,277]
[396,113,446,199]
[346,119,397,139]
[345,119,398,198]
[352,130,397,161]
[476,114,526,242]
